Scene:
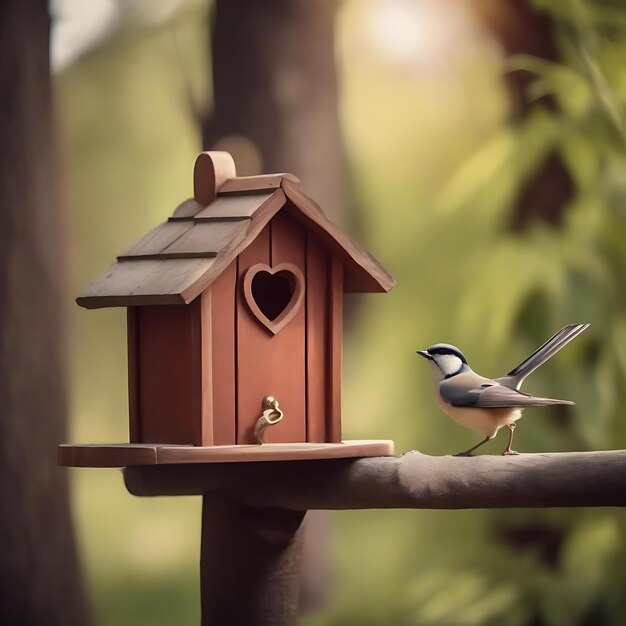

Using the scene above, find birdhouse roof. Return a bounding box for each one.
[77,152,395,309]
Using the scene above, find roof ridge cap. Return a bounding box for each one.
[218,173,299,195]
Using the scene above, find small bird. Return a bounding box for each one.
[417,323,589,456]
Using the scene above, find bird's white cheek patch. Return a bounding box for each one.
[434,354,463,377]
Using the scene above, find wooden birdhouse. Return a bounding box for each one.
[59,152,395,467]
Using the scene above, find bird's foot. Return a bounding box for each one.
[502,449,519,456]
[454,451,475,457]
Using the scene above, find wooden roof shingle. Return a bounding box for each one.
[77,153,395,309]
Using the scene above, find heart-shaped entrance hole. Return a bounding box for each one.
[243,263,305,334]
[251,271,294,321]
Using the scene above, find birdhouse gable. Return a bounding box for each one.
[77,152,394,310]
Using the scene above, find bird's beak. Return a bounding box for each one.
[416,350,432,360]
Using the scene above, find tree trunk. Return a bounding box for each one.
[476,0,574,230]
[0,2,90,624]
[202,1,347,612]
[203,0,347,221]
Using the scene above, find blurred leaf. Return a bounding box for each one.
[507,54,593,118]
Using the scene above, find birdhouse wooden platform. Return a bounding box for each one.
[58,152,395,467]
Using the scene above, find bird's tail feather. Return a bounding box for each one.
[525,397,575,407]
[506,323,589,382]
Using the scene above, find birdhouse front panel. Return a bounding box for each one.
[232,210,344,445]
[235,213,307,444]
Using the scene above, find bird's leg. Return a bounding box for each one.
[502,423,519,456]
[454,436,492,457]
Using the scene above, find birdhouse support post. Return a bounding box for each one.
[200,495,305,626]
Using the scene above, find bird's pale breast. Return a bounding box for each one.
[433,383,522,437]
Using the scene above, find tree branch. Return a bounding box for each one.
[124,450,626,509]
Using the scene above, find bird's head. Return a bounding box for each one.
[416,343,468,379]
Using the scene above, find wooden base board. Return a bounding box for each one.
[58,440,395,468]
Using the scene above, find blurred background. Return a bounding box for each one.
[2,0,626,624]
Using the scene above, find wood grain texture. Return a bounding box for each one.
[200,495,304,626]
[194,193,273,220]
[195,291,213,445]
[236,226,272,443]
[118,221,193,260]
[57,440,395,467]
[127,307,141,442]
[306,234,329,442]
[218,173,299,195]
[262,213,306,443]
[209,261,237,445]
[327,257,343,442]
[194,151,237,205]
[77,258,216,308]
[160,221,249,258]
[137,303,200,444]
[123,449,626,508]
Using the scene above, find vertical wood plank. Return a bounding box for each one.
[267,213,307,443]
[306,235,328,442]
[127,307,141,443]
[327,256,343,442]
[138,303,199,444]
[210,261,237,444]
[191,298,204,445]
[236,215,307,444]
[194,291,213,446]
[236,227,271,443]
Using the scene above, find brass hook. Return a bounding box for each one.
[254,396,284,444]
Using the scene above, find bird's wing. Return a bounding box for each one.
[438,371,497,407]
[471,385,574,408]
[438,383,482,407]
[440,379,574,408]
